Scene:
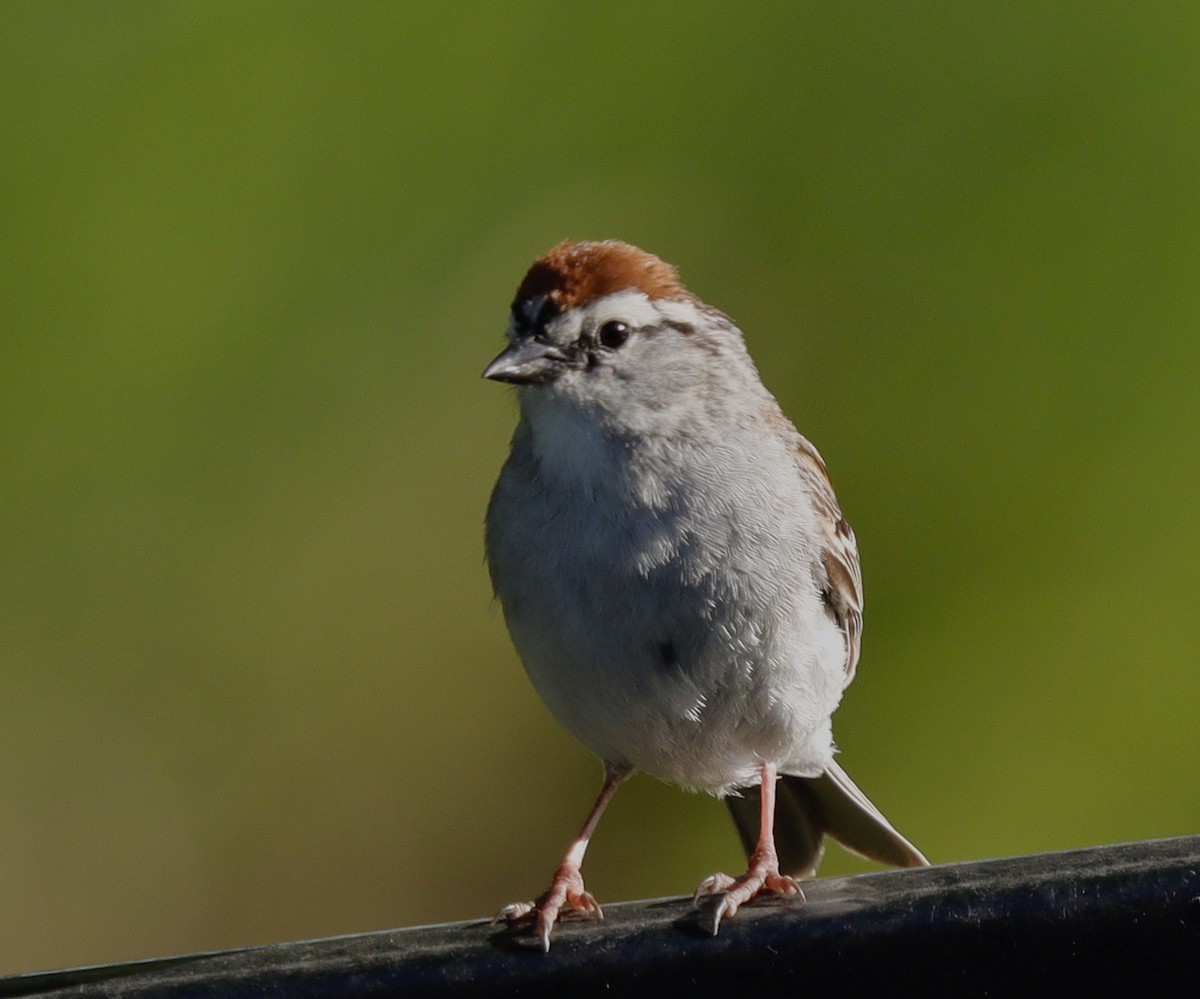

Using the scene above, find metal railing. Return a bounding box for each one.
[4,834,1198,997]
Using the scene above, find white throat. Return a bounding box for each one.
[520,390,618,495]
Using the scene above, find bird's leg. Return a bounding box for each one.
[693,761,803,934]
[496,762,632,952]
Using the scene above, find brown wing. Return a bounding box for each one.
[794,435,863,684]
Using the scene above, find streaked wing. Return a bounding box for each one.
[794,435,863,683]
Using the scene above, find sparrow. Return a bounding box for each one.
[483,239,927,951]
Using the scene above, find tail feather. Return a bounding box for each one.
[726,761,928,876]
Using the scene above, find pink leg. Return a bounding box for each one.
[693,761,803,934]
[497,762,632,952]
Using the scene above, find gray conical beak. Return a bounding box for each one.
[482,338,568,385]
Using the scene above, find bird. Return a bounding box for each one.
[482,239,927,951]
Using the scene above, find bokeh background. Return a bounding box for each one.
[3,0,1198,975]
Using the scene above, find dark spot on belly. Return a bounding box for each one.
[657,639,679,671]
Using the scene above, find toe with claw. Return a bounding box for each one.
[696,859,803,935]
[495,862,602,952]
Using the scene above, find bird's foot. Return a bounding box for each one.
[494,861,602,952]
[693,855,803,935]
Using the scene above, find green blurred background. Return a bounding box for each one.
[2,0,1198,975]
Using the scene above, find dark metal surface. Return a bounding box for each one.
[4,835,1199,998]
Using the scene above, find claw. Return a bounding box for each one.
[692,871,736,904]
[492,900,534,925]
[708,893,734,936]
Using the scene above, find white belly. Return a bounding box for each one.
[487,435,848,794]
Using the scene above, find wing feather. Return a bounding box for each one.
[794,435,863,683]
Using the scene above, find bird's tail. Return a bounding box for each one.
[725,760,928,876]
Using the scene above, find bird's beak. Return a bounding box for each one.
[481,338,568,385]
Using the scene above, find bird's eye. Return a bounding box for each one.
[598,320,630,350]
